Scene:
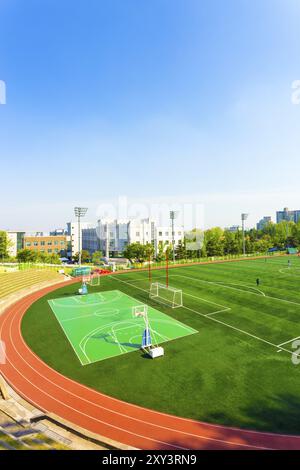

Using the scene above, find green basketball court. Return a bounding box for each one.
[48,290,197,365]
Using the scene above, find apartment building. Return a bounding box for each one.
[256,216,272,231]
[276,207,300,224]
[23,234,68,256]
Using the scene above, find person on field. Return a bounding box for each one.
[288,259,291,268]
[256,278,260,286]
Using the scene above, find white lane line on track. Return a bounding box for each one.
[0,294,270,450]
[4,279,300,445]
[25,281,300,439]
[2,304,187,450]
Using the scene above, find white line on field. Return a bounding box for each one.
[110,274,300,358]
[277,336,300,348]
[170,273,300,308]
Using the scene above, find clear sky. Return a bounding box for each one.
[1,0,300,231]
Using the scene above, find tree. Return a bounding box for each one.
[81,250,90,262]
[123,243,148,262]
[73,250,90,263]
[223,231,240,255]
[47,253,61,264]
[145,243,155,261]
[155,242,168,262]
[175,240,187,260]
[0,231,8,259]
[92,250,103,265]
[17,249,38,263]
[205,227,224,257]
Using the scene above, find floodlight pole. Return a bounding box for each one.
[241,213,249,256]
[74,207,88,267]
[166,248,169,288]
[170,211,178,264]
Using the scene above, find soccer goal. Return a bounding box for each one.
[90,274,101,286]
[149,282,183,309]
[82,274,101,286]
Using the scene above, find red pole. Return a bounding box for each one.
[148,253,152,284]
[166,249,169,288]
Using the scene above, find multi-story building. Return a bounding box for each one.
[82,226,100,254]
[154,226,183,254]
[97,219,130,257]
[6,231,25,257]
[66,221,95,258]
[97,218,183,257]
[256,216,272,231]
[276,208,300,224]
[23,234,68,256]
[127,218,155,245]
[50,228,67,236]
[225,225,240,233]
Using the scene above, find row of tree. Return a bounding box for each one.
[124,220,300,261]
[1,220,299,263]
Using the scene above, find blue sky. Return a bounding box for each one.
[1,0,300,230]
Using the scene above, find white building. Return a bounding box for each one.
[127,218,155,245]
[66,218,184,259]
[97,219,130,257]
[154,226,183,254]
[6,231,25,258]
[67,221,96,257]
[97,218,183,257]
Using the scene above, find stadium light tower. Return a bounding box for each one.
[170,211,179,263]
[241,213,249,256]
[74,207,88,266]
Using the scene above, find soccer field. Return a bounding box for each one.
[22,255,300,434]
[48,290,197,365]
[112,257,300,357]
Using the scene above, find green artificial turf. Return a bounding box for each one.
[48,290,197,365]
[22,256,300,435]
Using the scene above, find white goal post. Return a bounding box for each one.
[149,282,183,309]
[82,274,101,286]
[90,274,101,286]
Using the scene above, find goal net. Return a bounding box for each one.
[82,274,100,286]
[82,275,91,284]
[149,282,183,309]
[90,274,101,286]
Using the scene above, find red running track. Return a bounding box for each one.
[1,280,300,450]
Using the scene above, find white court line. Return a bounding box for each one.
[121,272,231,316]
[110,275,300,358]
[50,307,88,366]
[213,281,265,297]
[2,311,189,450]
[205,308,231,317]
[170,273,300,309]
[79,319,137,361]
[277,336,300,348]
